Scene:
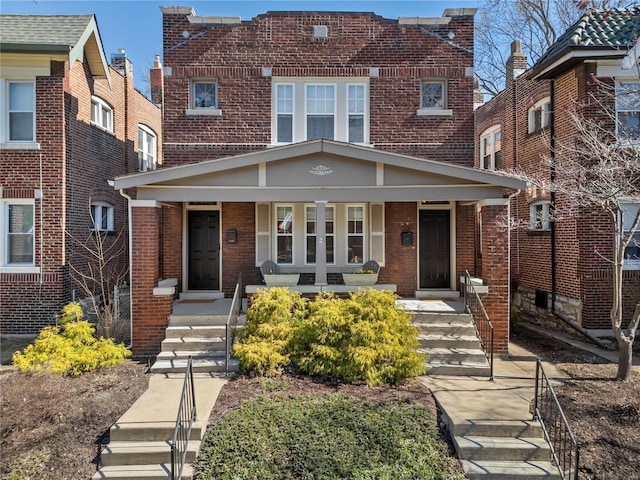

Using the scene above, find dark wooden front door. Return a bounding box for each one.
[419,210,450,289]
[188,211,220,290]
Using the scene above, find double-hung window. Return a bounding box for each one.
[528,97,551,133]
[529,201,552,231]
[276,205,293,264]
[91,202,114,232]
[1,200,35,266]
[623,203,640,269]
[305,205,334,264]
[616,81,640,143]
[273,79,369,144]
[91,96,113,132]
[1,80,35,143]
[347,205,365,264]
[138,125,157,171]
[480,126,501,170]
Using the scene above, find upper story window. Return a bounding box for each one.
[91,202,114,232]
[272,79,369,145]
[91,96,113,132]
[616,81,640,143]
[480,126,501,170]
[623,203,640,270]
[187,79,221,116]
[528,97,551,133]
[1,80,35,143]
[529,200,552,231]
[138,125,157,172]
[417,79,452,116]
[1,199,35,266]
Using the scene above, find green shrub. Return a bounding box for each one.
[293,290,426,386]
[12,302,131,376]
[233,288,307,375]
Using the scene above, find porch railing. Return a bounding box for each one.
[462,270,494,380]
[225,272,243,373]
[533,358,580,480]
[170,356,197,480]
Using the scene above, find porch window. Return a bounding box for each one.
[528,97,551,133]
[347,205,365,264]
[2,200,34,265]
[480,126,501,170]
[91,96,113,132]
[305,205,334,264]
[529,201,551,231]
[616,81,640,143]
[276,205,293,264]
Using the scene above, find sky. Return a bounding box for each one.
[1,0,482,94]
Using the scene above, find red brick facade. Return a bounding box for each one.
[0,33,162,335]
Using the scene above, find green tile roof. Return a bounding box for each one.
[0,14,95,52]
[535,7,640,74]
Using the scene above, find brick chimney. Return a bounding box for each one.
[506,40,527,90]
[150,55,164,107]
[110,48,133,78]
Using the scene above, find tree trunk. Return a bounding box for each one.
[616,335,633,381]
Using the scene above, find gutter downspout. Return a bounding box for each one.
[508,188,522,342]
[119,187,134,349]
[548,80,608,349]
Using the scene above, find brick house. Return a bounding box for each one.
[0,15,162,335]
[114,6,526,356]
[475,8,640,334]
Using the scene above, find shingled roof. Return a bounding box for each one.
[533,7,640,78]
[0,13,110,81]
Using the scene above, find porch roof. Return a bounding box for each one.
[114,139,525,202]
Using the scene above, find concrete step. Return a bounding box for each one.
[451,420,544,438]
[426,361,492,377]
[462,459,561,479]
[150,357,238,374]
[109,422,203,442]
[168,314,230,326]
[101,441,200,466]
[420,347,488,364]
[93,463,193,479]
[156,350,225,361]
[160,337,225,352]
[413,322,477,336]
[418,333,481,349]
[454,436,551,462]
[166,325,228,338]
[411,312,473,323]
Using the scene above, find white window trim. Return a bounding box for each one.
[622,202,640,270]
[304,204,335,266]
[346,83,368,144]
[304,83,337,142]
[528,97,551,134]
[1,198,36,270]
[138,124,158,172]
[615,80,640,145]
[1,79,36,145]
[480,125,501,171]
[91,95,114,132]
[275,204,294,265]
[529,200,552,231]
[346,204,366,265]
[91,201,114,232]
[186,79,222,116]
[417,79,452,117]
[275,83,295,144]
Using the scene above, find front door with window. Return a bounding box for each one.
[188,211,220,290]
[419,210,450,289]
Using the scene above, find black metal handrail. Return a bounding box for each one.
[533,358,580,480]
[225,271,243,373]
[462,270,494,380]
[170,356,197,480]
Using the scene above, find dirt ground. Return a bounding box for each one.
[1,328,638,479]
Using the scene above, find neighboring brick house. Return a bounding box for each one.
[0,14,162,334]
[475,8,640,333]
[114,6,526,356]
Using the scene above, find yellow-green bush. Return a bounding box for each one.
[12,302,131,376]
[233,288,307,375]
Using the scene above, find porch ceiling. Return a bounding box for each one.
[114,139,525,202]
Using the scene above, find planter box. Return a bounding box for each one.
[342,273,378,286]
[264,274,300,287]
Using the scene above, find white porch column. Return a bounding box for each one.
[315,200,328,286]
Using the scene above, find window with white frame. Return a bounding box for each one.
[622,203,640,269]
[91,202,114,232]
[305,205,334,264]
[1,200,35,266]
[528,97,551,133]
[529,201,552,231]
[347,205,365,264]
[616,81,640,143]
[480,126,501,170]
[1,80,35,143]
[417,79,451,116]
[191,80,217,109]
[276,205,293,264]
[272,79,369,144]
[91,96,113,132]
[138,125,157,171]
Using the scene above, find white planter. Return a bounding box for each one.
[264,274,300,287]
[342,273,378,286]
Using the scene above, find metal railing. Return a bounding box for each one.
[225,271,243,373]
[533,358,580,480]
[170,356,197,480]
[462,270,494,380]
